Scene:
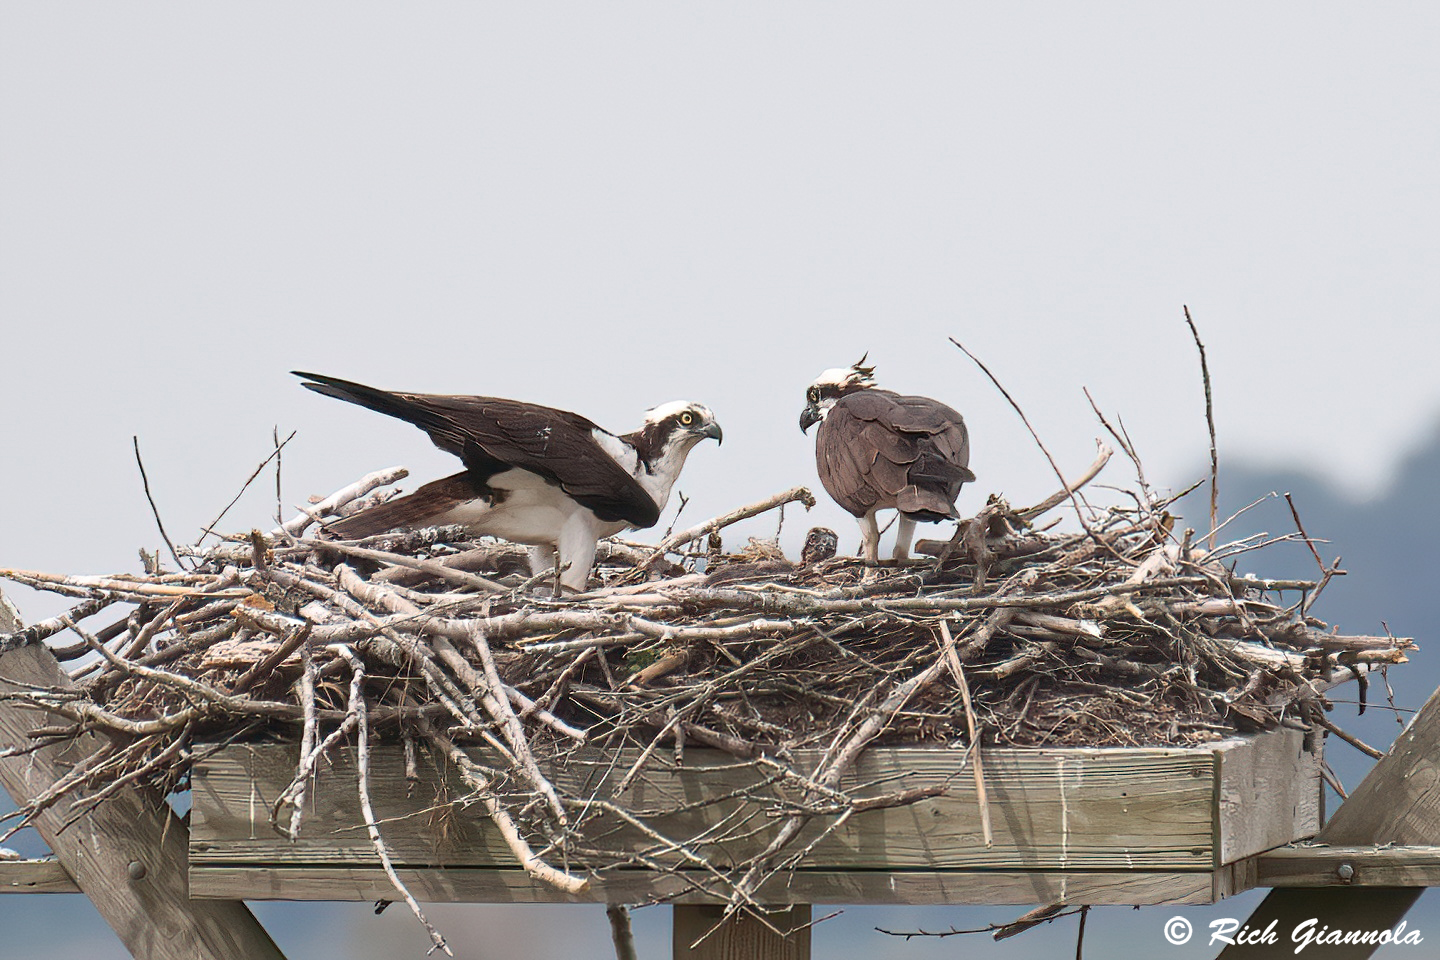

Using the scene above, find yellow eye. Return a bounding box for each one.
[680,411,695,425]
[807,388,819,403]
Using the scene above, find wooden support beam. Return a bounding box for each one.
[189,862,1250,906]
[1259,845,1440,888]
[0,589,287,960]
[1217,682,1440,959]
[0,858,79,893]
[673,904,812,960]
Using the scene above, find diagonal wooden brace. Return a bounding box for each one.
[1216,682,1440,958]
[0,589,286,960]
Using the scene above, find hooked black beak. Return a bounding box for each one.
[799,404,820,434]
[700,420,723,445]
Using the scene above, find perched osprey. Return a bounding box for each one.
[295,372,722,592]
[799,358,974,563]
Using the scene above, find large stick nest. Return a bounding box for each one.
[0,449,1414,943]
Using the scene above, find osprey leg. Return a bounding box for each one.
[527,544,559,590]
[527,544,558,577]
[892,515,917,561]
[858,510,881,564]
[557,514,602,593]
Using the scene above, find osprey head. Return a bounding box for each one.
[800,355,877,433]
[639,401,724,453]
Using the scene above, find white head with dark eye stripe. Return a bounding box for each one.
[641,401,723,448]
[800,356,877,433]
[616,401,722,511]
[627,402,720,466]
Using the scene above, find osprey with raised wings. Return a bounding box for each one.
[799,358,974,563]
[296,372,722,592]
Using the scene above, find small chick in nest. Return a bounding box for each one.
[801,527,839,565]
[702,530,840,585]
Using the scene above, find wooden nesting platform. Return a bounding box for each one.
[189,727,1320,907]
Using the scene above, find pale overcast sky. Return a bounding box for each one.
[3,4,1438,957]
[5,3,1439,597]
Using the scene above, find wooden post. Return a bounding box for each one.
[1217,683,1440,958]
[672,904,812,960]
[0,589,287,960]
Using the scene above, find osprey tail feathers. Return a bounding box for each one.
[895,451,974,521]
[895,484,958,522]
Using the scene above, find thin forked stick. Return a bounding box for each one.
[1182,305,1219,550]
[199,430,297,545]
[342,648,452,956]
[133,436,187,571]
[949,339,1117,560]
[422,721,590,894]
[1082,387,1151,497]
[1283,492,1327,574]
[286,640,320,840]
[939,620,992,846]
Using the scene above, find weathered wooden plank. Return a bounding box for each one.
[1218,682,1440,960]
[1217,728,1322,863]
[673,904,811,960]
[1258,845,1440,888]
[0,858,80,894]
[194,737,1298,874]
[0,592,286,960]
[189,863,1235,905]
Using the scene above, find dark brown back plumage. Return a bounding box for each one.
[816,389,974,521]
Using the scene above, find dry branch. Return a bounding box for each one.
[640,486,816,567]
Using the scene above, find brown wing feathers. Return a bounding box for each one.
[817,389,973,521]
[293,372,661,528]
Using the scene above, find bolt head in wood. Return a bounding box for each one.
[126,860,147,881]
[1336,862,1355,881]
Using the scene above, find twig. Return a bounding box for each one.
[422,722,589,894]
[298,538,507,594]
[1182,305,1219,550]
[1282,492,1345,614]
[1017,442,1115,522]
[877,904,1083,941]
[939,620,991,846]
[133,436,188,571]
[642,486,816,568]
[0,597,115,655]
[198,430,297,544]
[343,648,452,955]
[949,339,1114,558]
[1312,713,1385,760]
[276,466,409,538]
[0,569,247,600]
[286,639,320,840]
[1319,761,1348,800]
[273,426,285,528]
